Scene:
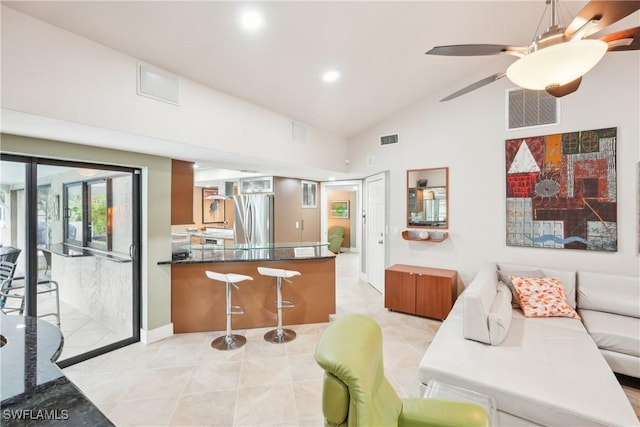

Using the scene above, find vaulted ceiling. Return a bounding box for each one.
[4,1,603,139]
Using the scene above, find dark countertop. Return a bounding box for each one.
[160,242,334,265]
[0,315,113,426]
[38,243,131,263]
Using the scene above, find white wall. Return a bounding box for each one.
[347,53,640,285]
[0,5,348,174]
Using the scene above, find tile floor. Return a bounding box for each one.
[2,275,129,360]
[62,253,640,426]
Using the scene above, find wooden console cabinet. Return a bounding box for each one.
[384,264,457,320]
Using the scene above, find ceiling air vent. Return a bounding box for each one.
[137,62,179,105]
[506,88,558,130]
[380,133,399,146]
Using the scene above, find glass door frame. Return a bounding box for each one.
[1,153,141,367]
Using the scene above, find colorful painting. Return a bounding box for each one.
[505,127,617,251]
[331,201,349,219]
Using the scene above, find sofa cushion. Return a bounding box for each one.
[487,283,512,345]
[511,276,580,319]
[497,268,545,306]
[577,271,640,318]
[462,263,498,344]
[580,309,640,358]
[498,263,577,308]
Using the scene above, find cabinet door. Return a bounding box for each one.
[384,270,416,314]
[274,177,320,243]
[274,177,302,242]
[300,203,320,242]
[171,159,194,225]
[415,274,453,320]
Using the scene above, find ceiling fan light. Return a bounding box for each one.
[506,39,608,90]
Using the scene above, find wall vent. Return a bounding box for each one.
[292,121,307,143]
[506,88,558,130]
[379,133,399,146]
[137,63,179,105]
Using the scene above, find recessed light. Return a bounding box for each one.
[328,176,336,181]
[240,9,264,33]
[322,70,341,83]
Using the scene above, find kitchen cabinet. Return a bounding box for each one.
[274,177,320,242]
[171,159,194,225]
[384,264,457,320]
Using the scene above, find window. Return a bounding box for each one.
[64,182,83,245]
[37,184,51,245]
[64,178,112,250]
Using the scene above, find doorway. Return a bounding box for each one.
[321,180,362,255]
[0,154,141,366]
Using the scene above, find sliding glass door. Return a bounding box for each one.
[0,154,140,366]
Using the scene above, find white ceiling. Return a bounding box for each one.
[3,0,598,139]
[3,1,637,181]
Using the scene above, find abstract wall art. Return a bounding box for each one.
[505,127,617,251]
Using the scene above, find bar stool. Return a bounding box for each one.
[257,267,300,343]
[205,271,253,351]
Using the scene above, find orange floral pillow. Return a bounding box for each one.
[509,276,580,319]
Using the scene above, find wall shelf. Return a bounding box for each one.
[402,230,448,243]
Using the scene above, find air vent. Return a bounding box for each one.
[507,88,558,130]
[137,63,179,105]
[292,121,307,143]
[379,133,399,146]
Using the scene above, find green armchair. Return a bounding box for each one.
[327,226,345,254]
[315,314,491,427]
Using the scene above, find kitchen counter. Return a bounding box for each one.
[161,241,333,264]
[163,243,336,333]
[0,315,113,426]
[39,243,132,263]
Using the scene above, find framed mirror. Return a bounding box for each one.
[407,167,448,229]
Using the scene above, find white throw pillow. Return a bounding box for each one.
[487,283,513,345]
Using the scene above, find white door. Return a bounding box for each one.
[365,173,386,293]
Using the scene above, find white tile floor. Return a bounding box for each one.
[2,276,130,360]
[61,253,640,426]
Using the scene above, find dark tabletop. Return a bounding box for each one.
[0,315,114,426]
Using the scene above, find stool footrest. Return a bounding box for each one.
[230,305,245,315]
[273,300,295,308]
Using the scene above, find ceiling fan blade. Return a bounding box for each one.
[440,71,506,102]
[598,26,640,51]
[426,45,520,56]
[545,77,583,98]
[565,1,640,38]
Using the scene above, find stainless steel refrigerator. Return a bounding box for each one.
[233,194,274,245]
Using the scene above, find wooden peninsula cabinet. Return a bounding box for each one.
[384,264,458,320]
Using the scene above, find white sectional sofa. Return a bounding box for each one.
[578,271,640,379]
[419,262,639,427]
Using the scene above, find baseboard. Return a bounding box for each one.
[140,322,174,344]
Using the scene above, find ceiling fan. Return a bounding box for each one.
[426,0,640,101]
